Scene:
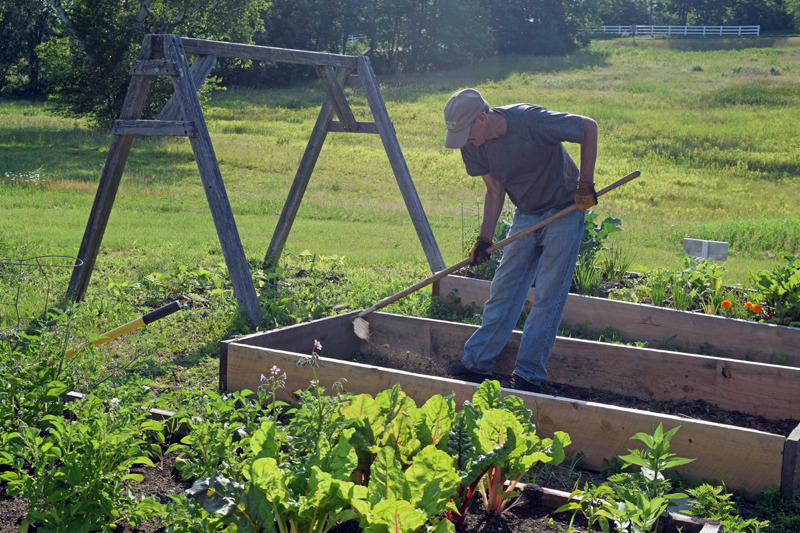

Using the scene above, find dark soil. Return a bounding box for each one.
[348,353,799,438]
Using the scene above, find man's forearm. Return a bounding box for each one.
[580,117,598,184]
[480,188,505,240]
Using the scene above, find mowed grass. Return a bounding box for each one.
[2,37,800,286]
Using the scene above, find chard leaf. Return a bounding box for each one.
[368,447,405,505]
[427,517,456,533]
[318,427,358,480]
[500,395,532,426]
[297,466,334,528]
[417,395,455,449]
[223,484,277,533]
[250,420,278,460]
[381,414,420,462]
[476,409,521,457]
[471,381,502,413]
[187,474,245,516]
[369,499,427,533]
[250,457,287,504]
[403,445,459,516]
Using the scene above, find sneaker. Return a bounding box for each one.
[448,360,492,384]
[509,373,541,393]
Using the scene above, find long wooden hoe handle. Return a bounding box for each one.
[356,169,641,320]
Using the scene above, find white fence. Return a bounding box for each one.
[594,25,760,36]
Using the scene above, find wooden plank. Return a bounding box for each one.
[440,275,800,366]
[264,67,349,264]
[781,424,800,496]
[162,35,261,327]
[112,120,198,137]
[159,54,217,121]
[317,65,358,132]
[66,35,158,302]
[365,312,800,420]
[683,238,728,261]
[224,335,785,497]
[357,56,446,273]
[130,59,179,76]
[180,37,359,68]
[328,120,379,134]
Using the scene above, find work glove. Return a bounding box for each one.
[469,236,493,266]
[574,180,598,211]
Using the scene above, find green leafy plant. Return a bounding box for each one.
[580,211,623,262]
[750,253,800,326]
[0,396,161,532]
[573,252,603,296]
[351,445,459,533]
[685,483,769,533]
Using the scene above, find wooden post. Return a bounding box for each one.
[66,35,159,302]
[162,35,261,327]
[264,67,350,265]
[357,56,446,273]
[781,424,800,497]
[159,54,217,121]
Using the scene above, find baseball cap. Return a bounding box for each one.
[443,88,490,149]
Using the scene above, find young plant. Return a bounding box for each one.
[686,483,769,533]
[0,396,160,531]
[750,253,800,326]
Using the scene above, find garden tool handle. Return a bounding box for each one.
[64,300,182,359]
[355,170,641,320]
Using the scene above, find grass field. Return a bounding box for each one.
[2,36,800,385]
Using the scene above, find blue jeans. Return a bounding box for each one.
[462,207,584,385]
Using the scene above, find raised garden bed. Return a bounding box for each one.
[435,274,800,365]
[220,311,800,498]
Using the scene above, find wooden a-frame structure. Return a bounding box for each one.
[66,34,446,327]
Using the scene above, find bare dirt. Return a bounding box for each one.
[348,352,799,438]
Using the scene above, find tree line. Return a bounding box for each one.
[1,0,798,127]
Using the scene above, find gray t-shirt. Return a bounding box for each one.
[460,104,585,215]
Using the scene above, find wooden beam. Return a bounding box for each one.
[328,120,379,134]
[264,67,349,264]
[66,35,159,302]
[439,275,800,366]
[162,35,262,327]
[357,56,446,273]
[112,120,198,137]
[317,65,358,132]
[223,314,786,497]
[130,59,179,76]
[781,424,800,496]
[180,37,359,68]
[159,54,217,121]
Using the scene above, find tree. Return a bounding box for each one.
[39,0,266,127]
[0,0,54,95]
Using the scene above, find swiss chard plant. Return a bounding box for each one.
[351,445,459,533]
[341,385,455,483]
[444,380,571,527]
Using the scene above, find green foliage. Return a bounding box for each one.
[753,487,800,533]
[580,211,623,262]
[750,253,800,326]
[685,483,769,533]
[557,424,695,533]
[0,395,161,531]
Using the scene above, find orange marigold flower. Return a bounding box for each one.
[720,300,733,309]
[744,302,754,309]
[752,304,763,314]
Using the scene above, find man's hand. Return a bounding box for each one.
[469,236,493,266]
[574,180,598,211]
